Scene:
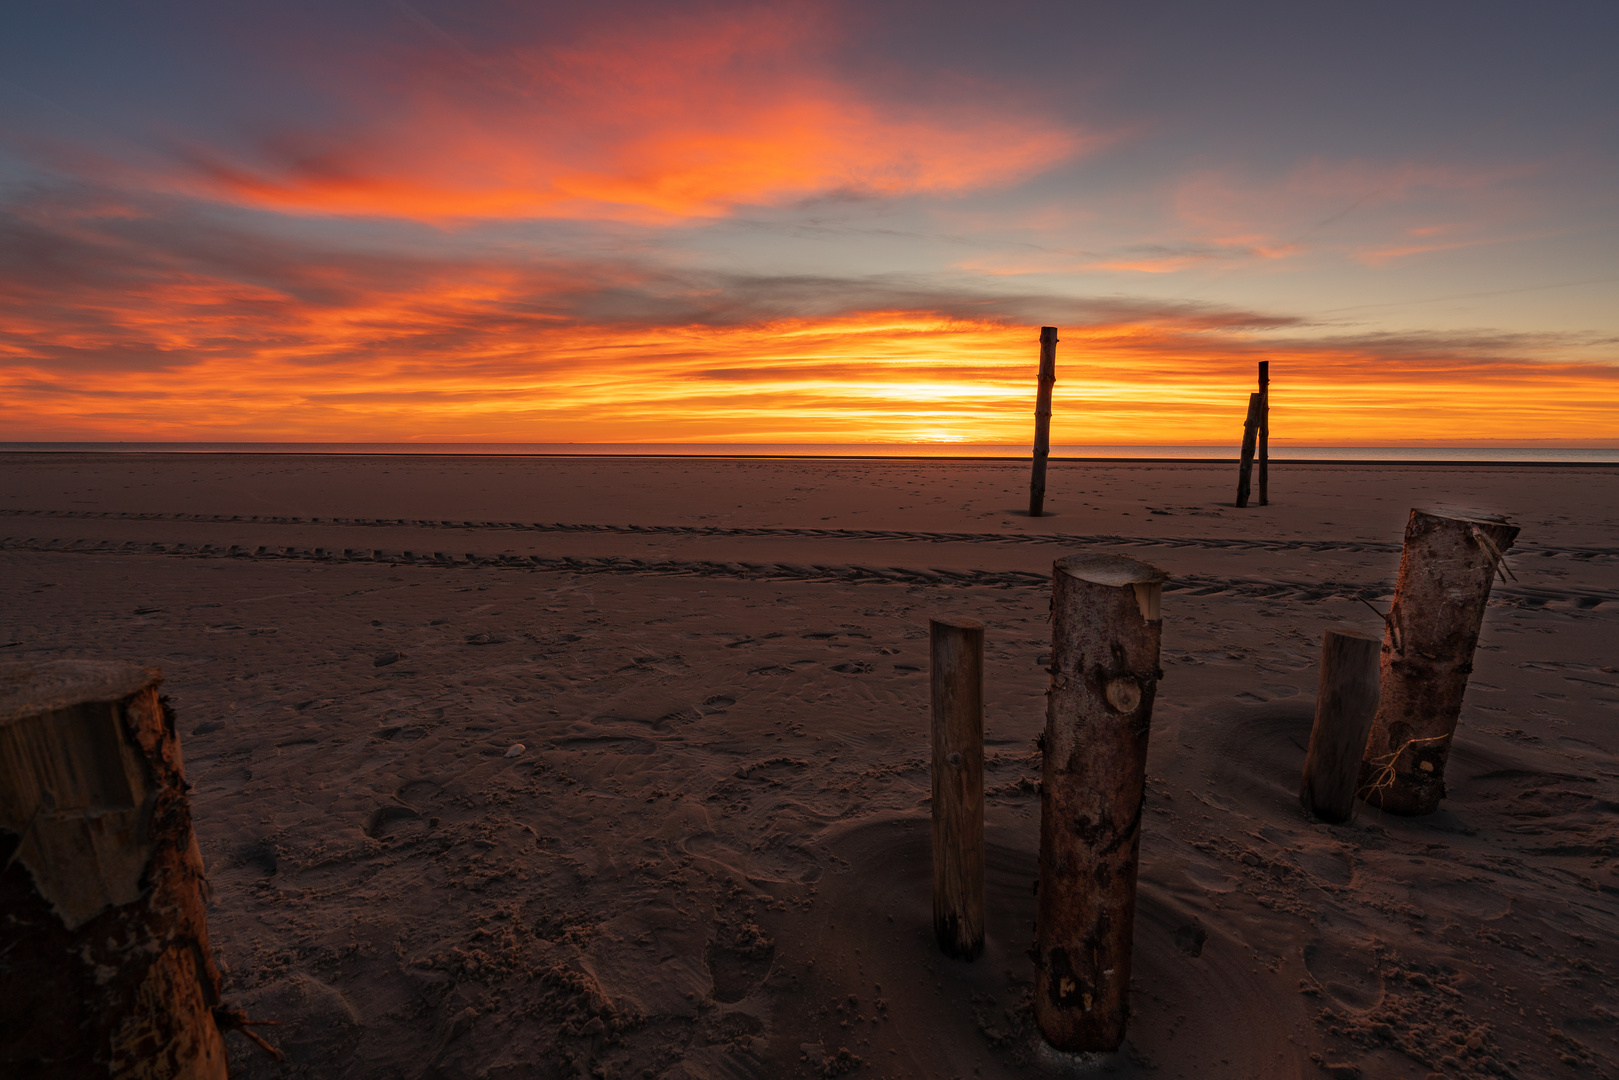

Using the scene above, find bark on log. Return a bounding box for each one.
[1358,509,1520,815]
[1028,326,1059,517]
[930,617,985,960]
[1257,361,1270,507]
[0,660,227,1079]
[1034,553,1165,1052]
[1299,629,1381,823]
[1235,392,1262,508]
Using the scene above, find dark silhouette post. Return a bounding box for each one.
[1029,326,1059,516]
[1234,392,1262,507]
[1258,361,1270,506]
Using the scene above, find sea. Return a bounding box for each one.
[3,443,1617,463]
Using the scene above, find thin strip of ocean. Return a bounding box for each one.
[3,443,1617,463]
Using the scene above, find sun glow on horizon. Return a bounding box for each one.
[4,294,1616,444]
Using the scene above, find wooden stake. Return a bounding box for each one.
[1234,392,1262,507]
[0,660,229,1078]
[1034,554,1165,1052]
[1299,629,1380,823]
[1358,509,1520,815]
[1257,361,1270,507]
[931,617,985,961]
[1028,326,1059,517]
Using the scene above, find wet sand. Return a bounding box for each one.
[3,453,1617,1079]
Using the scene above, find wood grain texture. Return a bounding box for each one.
[1300,629,1380,823]
[1034,553,1165,1052]
[930,617,985,961]
[1358,509,1521,815]
[0,660,227,1079]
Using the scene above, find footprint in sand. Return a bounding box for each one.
[223,974,361,1078]
[395,778,442,804]
[1174,922,1208,956]
[231,838,279,878]
[363,804,421,839]
[705,937,775,1004]
[1303,940,1385,1011]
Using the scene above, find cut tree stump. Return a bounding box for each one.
[1300,629,1381,823]
[1358,509,1520,815]
[930,617,985,960]
[0,659,228,1079]
[1034,553,1165,1052]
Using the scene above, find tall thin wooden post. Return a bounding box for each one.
[1034,554,1165,1052]
[1299,629,1380,823]
[931,617,985,961]
[0,660,229,1078]
[1028,326,1059,517]
[1257,361,1270,507]
[1358,509,1520,815]
[1234,392,1262,507]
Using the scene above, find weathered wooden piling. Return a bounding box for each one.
[931,617,985,960]
[1299,629,1381,823]
[1257,361,1270,507]
[1028,326,1059,517]
[1358,509,1520,815]
[0,660,229,1078]
[1234,392,1262,508]
[1034,554,1165,1052]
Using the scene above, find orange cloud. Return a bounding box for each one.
[4,190,1614,445]
[1348,224,1565,267]
[1156,156,1549,271]
[5,273,1616,444]
[158,7,1088,223]
[952,241,1300,278]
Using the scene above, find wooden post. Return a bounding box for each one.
[1234,392,1262,507]
[1028,326,1059,517]
[1034,553,1165,1052]
[931,617,985,961]
[1257,361,1270,507]
[1299,629,1380,823]
[0,660,229,1078]
[1358,509,1520,815]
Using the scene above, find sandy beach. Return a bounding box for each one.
[2,452,1616,1080]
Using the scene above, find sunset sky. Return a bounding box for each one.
[2,0,1616,445]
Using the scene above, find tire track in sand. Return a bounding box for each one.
[4,535,1614,609]
[3,507,1614,560]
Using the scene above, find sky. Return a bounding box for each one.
[1,0,1616,445]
